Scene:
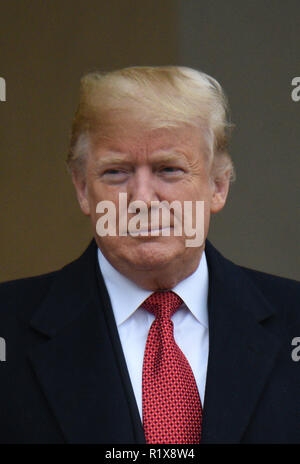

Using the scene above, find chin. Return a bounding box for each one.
[124,240,184,271]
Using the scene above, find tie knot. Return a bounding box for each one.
[142,291,183,319]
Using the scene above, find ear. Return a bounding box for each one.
[71,170,91,216]
[210,171,230,214]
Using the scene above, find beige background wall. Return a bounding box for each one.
[179,0,300,281]
[1,0,299,282]
[0,0,178,281]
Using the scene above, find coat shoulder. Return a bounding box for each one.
[238,265,300,325]
[238,265,300,300]
[0,271,59,324]
[0,240,95,327]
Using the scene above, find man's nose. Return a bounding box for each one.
[128,167,159,206]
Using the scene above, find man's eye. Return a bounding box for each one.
[160,167,184,174]
[104,169,122,175]
[100,169,129,182]
[102,169,129,177]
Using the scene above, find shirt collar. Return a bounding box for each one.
[97,248,209,329]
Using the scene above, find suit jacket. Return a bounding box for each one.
[0,239,299,444]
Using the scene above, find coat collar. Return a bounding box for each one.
[29,239,282,443]
[201,240,282,443]
[29,240,145,443]
[30,240,99,337]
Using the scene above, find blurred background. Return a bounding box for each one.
[1,0,299,282]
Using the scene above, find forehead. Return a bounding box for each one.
[92,125,206,161]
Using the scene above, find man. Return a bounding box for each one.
[0,66,299,444]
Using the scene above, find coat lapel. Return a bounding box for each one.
[201,241,283,443]
[28,240,145,444]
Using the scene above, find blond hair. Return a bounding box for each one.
[67,66,235,181]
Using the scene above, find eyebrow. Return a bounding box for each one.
[150,151,188,163]
[94,154,130,167]
[94,149,189,168]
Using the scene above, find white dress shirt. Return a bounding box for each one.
[97,248,209,421]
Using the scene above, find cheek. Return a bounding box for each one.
[87,182,112,209]
[195,176,215,203]
[176,171,212,196]
[84,182,106,224]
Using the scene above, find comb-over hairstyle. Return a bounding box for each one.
[67,66,235,181]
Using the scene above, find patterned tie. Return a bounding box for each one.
[142,291,202,444]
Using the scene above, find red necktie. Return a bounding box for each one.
[142,291,202,444]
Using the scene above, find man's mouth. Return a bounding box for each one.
[128,226,174,237]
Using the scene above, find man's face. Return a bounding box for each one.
[73,124,229,282]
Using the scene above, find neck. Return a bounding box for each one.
[101,247,204,291]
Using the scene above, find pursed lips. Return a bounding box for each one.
[128,226,174,236]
